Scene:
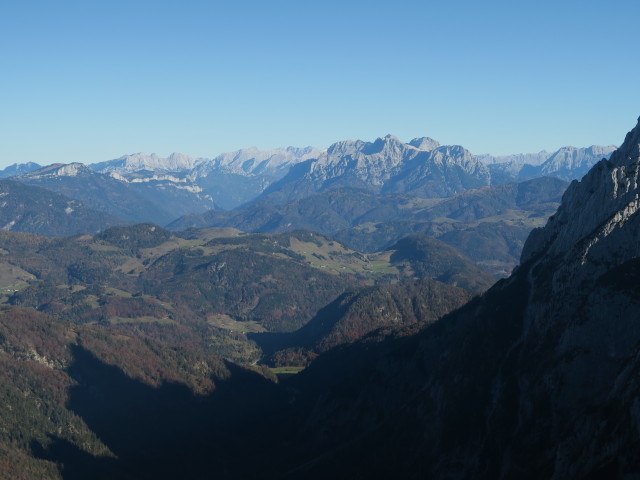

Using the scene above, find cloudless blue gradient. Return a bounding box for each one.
[1,0,639,166]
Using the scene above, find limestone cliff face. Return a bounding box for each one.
[522,117,640,290]
[498,117,640,478]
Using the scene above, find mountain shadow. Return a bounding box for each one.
[32,344,290,480]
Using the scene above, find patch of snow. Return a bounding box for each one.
[2,220,16,230]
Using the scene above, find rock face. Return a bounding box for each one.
[522,128,640,266]
[276,117,640,479]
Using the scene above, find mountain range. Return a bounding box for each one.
[90,139,615,206]
[0,137,614,217]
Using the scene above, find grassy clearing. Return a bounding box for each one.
[140,228,245,256]
[0,262,35,294]
[288,237,400,277]
[193,227,244,241]
[104,287,132,298]
[89,243,122,252]
[108,316,176,325]
[365,251,401,274]
[82,294,101,309]
[350,222,379,233]
[117,257,146,275]
[207,314,267,333]
[398,197,444,210]
[269,366,305,375]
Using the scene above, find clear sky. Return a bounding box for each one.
[1,0,639,167]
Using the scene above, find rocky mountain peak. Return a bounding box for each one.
[325,139,367,157]
[312,136,416,179]
[360,134,406,156]
[325,135,439,158]
[408,136,441,151]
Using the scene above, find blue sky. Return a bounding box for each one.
[1,0,639,167]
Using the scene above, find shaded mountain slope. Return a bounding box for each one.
[0,180,124,236]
